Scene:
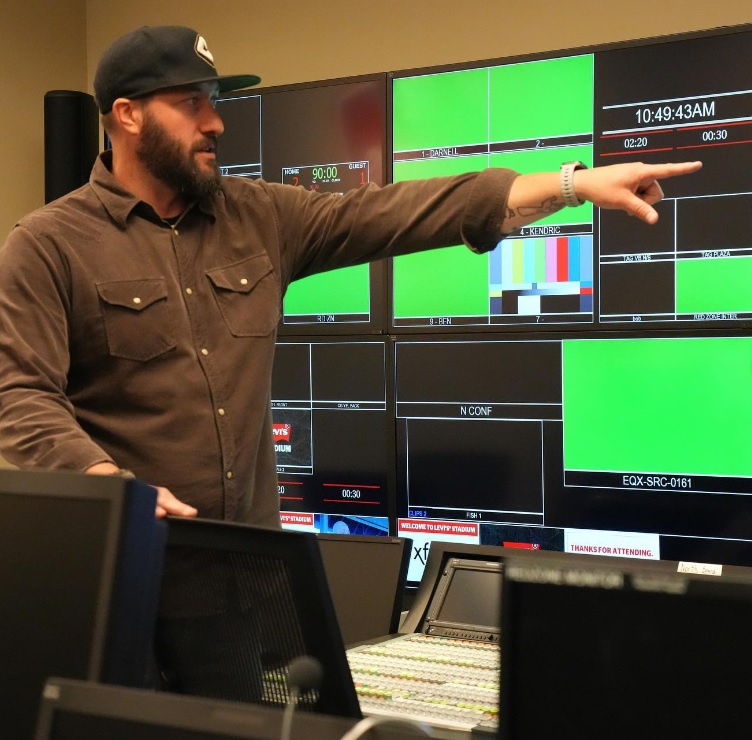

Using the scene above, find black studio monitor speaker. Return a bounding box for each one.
[44,90,99,203]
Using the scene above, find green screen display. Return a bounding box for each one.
[676,255,752,315]
[392,54,595,327]
[563,336,752,477]
[284,264,371,319]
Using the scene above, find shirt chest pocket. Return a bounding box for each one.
[206,254,281,337]
[96,278,176,361]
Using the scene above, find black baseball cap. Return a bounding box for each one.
[94,25,261,113]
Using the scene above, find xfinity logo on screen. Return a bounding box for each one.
[413,542,431,565]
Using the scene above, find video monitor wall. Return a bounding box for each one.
[216,75,388,334]
[390,27,752,331]
[210,25,752,587]
[388,24,752,585]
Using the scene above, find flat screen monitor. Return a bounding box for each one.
[156,517,361,719]
[316,533,411,645]
[401,541,589,633]
[0,468,165,740]
[394,331,752,587]
[420,557,502,641]
[389,24,752,332]
[271,338,395,537]
[217,74,388,334]
[499,555,752,738]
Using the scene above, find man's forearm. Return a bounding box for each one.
[501,171,565,232]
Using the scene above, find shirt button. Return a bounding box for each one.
[132,297,141,305]
[226,471,233,479]
[240,278,248,285]
[218,408,226,416]
[200,348,209,356]
[186,287,193,295]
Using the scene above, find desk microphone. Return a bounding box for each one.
[280,655,323,740]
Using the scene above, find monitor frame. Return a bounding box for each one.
[498,553,752,738]
[316,532,411,645]
[386,22,752,336]
[161,517,362,719]
[216,73,390,336]
[35,677,416,740]
[0,468,165,740]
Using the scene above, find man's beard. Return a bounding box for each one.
[136,113,221,199]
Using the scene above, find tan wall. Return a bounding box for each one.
[3,0,751,243]
[85,1,752,88]
[1,0,88,241]
[0,1,87,468]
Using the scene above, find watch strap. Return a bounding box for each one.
[560,161,587,208]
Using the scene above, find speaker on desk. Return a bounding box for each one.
[44,90,99,203]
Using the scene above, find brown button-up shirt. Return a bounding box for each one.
[0,152,516,526]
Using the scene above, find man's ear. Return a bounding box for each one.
[110,97,144,135]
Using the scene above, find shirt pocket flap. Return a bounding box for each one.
[96,279,168,311]
[206,254,273,294]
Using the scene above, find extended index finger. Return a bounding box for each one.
[643,161,703,178]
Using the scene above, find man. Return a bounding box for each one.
[0,25,701,525]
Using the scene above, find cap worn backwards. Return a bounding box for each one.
[93,25,261,114]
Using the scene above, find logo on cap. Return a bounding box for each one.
[194,35,216,68]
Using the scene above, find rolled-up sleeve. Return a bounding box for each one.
[461,167,519,253]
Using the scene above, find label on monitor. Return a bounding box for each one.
[677,561,723,576]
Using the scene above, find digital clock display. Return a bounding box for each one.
[281,160,370,194]
[635,99,716,125]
